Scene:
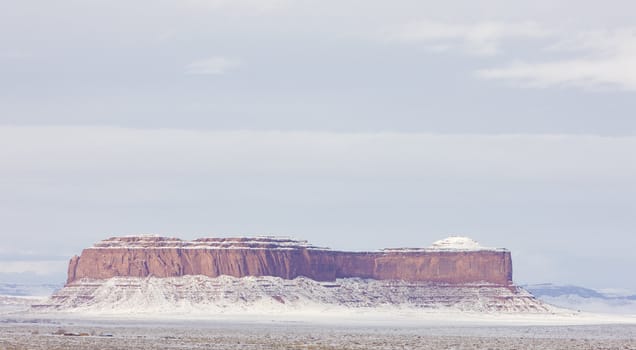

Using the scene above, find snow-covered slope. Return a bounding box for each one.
[525,284,636,315]
[36,275,552,316]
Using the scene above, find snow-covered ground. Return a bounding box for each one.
[38,275,549,314]
[9,275,628,326]
[2,278,635,326]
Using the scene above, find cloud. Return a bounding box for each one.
[389,20,636,91]
[477,58,636,90]
[185,56,241,75]
[477,28,636,90]
[389,20,549,56]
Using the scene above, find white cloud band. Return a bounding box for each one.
[477,28,636,90]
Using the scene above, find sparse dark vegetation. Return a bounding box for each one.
[0,322,634,350]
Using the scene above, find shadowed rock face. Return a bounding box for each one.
[66,236,513,285]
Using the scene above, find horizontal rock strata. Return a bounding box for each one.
[67,236,513,285]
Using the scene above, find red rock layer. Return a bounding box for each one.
[66,236,513,285]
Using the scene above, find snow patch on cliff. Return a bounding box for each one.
[429,236,500,251]
[383,236,504,252]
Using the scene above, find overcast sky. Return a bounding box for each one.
[1,0,635,290]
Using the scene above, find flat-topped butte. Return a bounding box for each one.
[67,235,512,285]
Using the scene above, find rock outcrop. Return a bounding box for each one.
[66,236,513,286]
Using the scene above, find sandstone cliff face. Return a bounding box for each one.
[67,236,513,286]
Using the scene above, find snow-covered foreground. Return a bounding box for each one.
[15,275,634,326]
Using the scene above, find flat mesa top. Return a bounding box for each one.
[90,235,329,250]
[87,235,506,252]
